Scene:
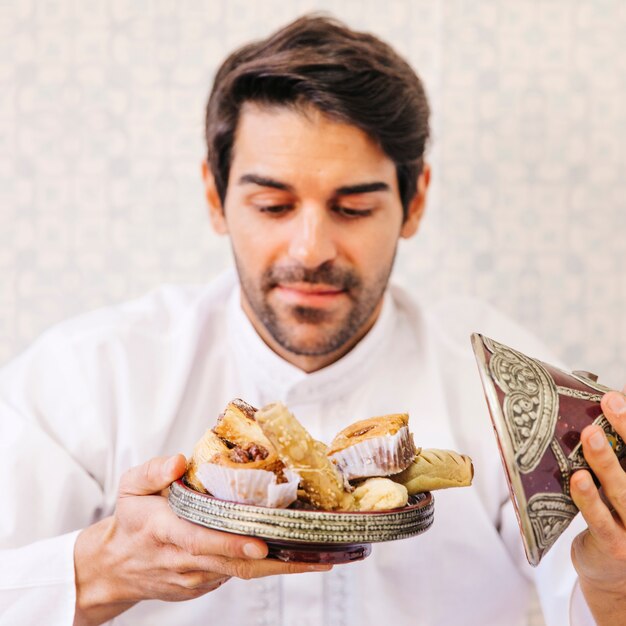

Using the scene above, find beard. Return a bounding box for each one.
[235,255,396,356]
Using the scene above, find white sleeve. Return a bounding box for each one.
[0,329,110,626]
[0,531,80,626]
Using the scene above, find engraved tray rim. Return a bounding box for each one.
[168,479,435,545]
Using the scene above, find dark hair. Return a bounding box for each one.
[205,14,430,220]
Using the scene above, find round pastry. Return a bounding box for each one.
[328,413,417,480]
[352,477,409,511]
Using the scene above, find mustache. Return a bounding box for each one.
[262,262,361,291]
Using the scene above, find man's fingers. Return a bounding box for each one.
[570,469,620,545]
[579,424,626,521]
[119,454,187,497]
[175,556,332,590]
[585,387,626,528]
[163,516,270,560]
[159,526,333,579]
[206,555,333,580]
[176,572,231,592]
[601,390,626,436]
[162,532,332,578]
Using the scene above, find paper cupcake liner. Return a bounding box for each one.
[330,426,416,480]
[196,463,300,508]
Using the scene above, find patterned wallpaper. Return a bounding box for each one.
[2,0,624,392]
[2,2,626,622]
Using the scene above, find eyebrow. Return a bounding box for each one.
[238,174,294,192]
[334,182,390,196]
[238,174,390,196]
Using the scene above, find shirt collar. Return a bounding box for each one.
[227,282,397,404]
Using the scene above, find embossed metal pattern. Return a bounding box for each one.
[557,386,604,402]
[168,480,434,544]
[483,336,558,473]
[472,332,625,566]
[526,492,579,554]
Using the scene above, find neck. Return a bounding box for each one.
[240,297,383,374]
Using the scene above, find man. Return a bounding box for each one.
[1,14,625,626]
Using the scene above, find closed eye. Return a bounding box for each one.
[332,205,373,219]
[256,204,293,215]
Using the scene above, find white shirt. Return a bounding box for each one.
[0,270,596,626]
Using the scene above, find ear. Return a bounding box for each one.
[202,160,228,235]
[400,163,431,239]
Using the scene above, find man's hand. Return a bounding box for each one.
[73,454,331,626]
[570,386,626,625]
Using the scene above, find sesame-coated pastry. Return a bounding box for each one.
[255,402,354,511]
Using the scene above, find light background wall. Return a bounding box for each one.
[1,1,626,623]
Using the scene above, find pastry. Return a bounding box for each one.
[352,477,409,511]
[184,399,472,512]
[184,399,299,507]
[328,413,417,480]
[255,402,354,510]
[185,428,230,493]
[391,448,474,494]
[195,462,300,508]
[214,398,275,452]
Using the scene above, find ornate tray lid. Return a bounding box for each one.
[471,332,622,566]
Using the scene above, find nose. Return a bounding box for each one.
[287,205,337,268]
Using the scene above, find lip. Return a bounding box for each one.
[274,284,346,306]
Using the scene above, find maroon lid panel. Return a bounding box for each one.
[473,333,621,566]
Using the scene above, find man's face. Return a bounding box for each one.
[206,103,426,371]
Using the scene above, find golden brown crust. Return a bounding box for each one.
[391,448,474,494]
[184,428,230,493]
[255,402,354,511]
[213,399,274,451]
[210,451,285,474]
[328,413,409,455]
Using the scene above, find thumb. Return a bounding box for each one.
[119,454,187,497]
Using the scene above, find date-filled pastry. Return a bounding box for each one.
[185,399,299,508]
[391,448,474,494]
[328,413,417,480]
[185,428,230,493]
[196,458,300,509]
[255,402,354,511]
